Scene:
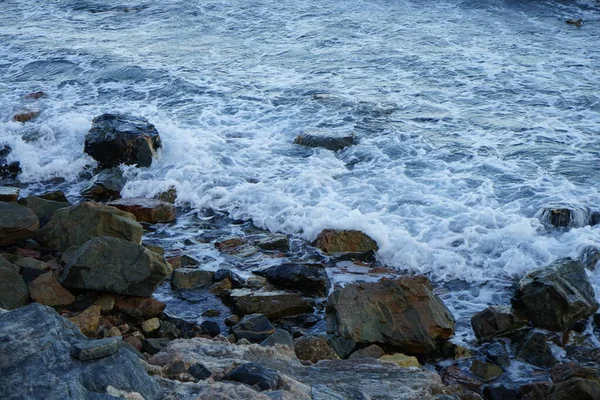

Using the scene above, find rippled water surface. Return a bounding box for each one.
[1,0,600,300]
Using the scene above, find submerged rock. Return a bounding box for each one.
[512,258,598,331]
[0,202,39,247]
[293,132,358,151]
[312,229,378,255]
[326,276,455,355]
[108,198,176,223]
[84,113,162,168]
[0,303,161,400]
[38,202,143,252]
[61,236,172,297]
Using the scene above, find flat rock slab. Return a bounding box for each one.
[71,337,121,361]
[0,186,19,202]
[255,263,330,296]
[231,289,314,319]
[0,202,39,247]
[108,198,176,223]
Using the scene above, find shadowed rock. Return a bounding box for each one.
[0,202,39,247]
[294,133,357,151]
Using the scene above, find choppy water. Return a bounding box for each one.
[1,0,600,323]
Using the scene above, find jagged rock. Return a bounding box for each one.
[294,335,339,363]
[171,268,214,289]
[441,365,483,394]
[71,337,121,361]
[231,289,313,319]
[115,296,166,319]
[81,168,126,200]
[551,363,600,383]
[108,198,176,223]
[38,190,68,203]
[484,342,511,369]
[349,344,385,359]
[28,272,74,306]
[188,363,212,380]
[293,132,358,151]
[60,236,172,297]
[261,329,295,350]
[154,187,177,204]
[213,268,245,288]
[0,258,30,309]
[327,335,356,359]
[470,305,527,340]
[0,186,19,202]
[37,202,143,252]
[18,196,69,226]
[516,331,557,368]
[69,305,101,336]
[0,202,39,247]
[547,378,600,400]
[232,314,276,342]
[223,362,280,391]
[312,229,378,255]
[512,258,599,331]
[579,246,600,271]
[326,276,455,355]
[255,234,290,251]
[84,113,162,168]
[255,263,330,296]
[0,304,161,400]
[0,144,20,179]
[470,360,503,382]
[379,353,420,368]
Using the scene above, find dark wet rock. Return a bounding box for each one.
[348,344,385,360]
[579,245,600,271]
[171,268,213,289]
[0,258,30,309]
[84,113,162,168]
[0,304,161,400]
[232,314,276,342]
[115,296,166,319]
[61,236,172,297]
[326,276,455,355]
[38,190,68,203]
[255,234,290,252]
[12,109,40,123]
[0,202,39,247]
[255,263,330,296]
[482,385,518,400]
[80,167,126,200]
[512,258,598,331]
[38,202,143,252]
[312,229,378,255]
[20,266,46,284]
[547,378,600,400]
[223,362,280,391]
[107,198,176,223]
[0,186,19,202]
[551,363,600,383]
[200,320,221,337]
[157,320,181,340]
[470,305,527,340]
[71,336,120,361]
[440,365,483,394]
[188,362,212,381]
[225,315,241,327]
[69,305,101,336]
[519,382,551,400]
[261,329,295,350]
[231,289,314,319]
[484,341,511,369]
[540,208,572,227]
[28,272,75,306]
[24,90,47,99]
[154,186,177,204]
[18,195,69,226]
[214,268,245,288]
[516,331,557,368]
[566,19,583,27]
[215,237,259,257]
[294,132,358,151]
[295,335,339,363]
[327,334,356,359]
[142,338,170,355]
[0,144,21,179]
[470,360,503,382]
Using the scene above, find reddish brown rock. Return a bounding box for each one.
[115,296,166,320]
[28,272,74,306]
[24,91,47,99]
[312,229,378,255]
[107,198,176,223]
[12,110,40,123]
[69,305,102,336]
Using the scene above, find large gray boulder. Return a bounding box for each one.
[512,259,599,331]
[37,202,143,252]
[84,113,162,168]
[0,303,161,400]
[61,236,172,297]
[0,202,39,247]
[326,276,455,355]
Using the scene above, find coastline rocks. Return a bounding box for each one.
[255,234,290,252]
[516,331,557,368]
[171,268,213,289]
[0,303,161,400]
[326,276,455,355]
[84,113,162,168]
[0,258,30,309]
[108,198,176,223]
[0,186,19,202]
[547,378,600,400]
[255,263,330,296]
[61,236,172,297]
[69,305,102,336]
[232,314,276,342]
[0,202,39,247]
[223,362,280,391]
[18,195,69,226]
[512,259,598,331]
[38,202,143,252]
[231,289,314,319]
[81,168,126,200]
[115,296,166,319]
[312,229,378,255]
[293,132,358,151]
[470,306,527,340]
[28,272,75,306]
[294,335,339,363]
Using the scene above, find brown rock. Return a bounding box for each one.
[115,296,166,319]
[470,360,503,382]
[142,318,161,335]
[349,344,385,359]
[294,335,339,364]
[24,91,47,99]
[547,377,600,400]
[38,190,68,203]
[0,202,39,247]
[29,272,75,306]
[69,305,102,336]
[0,187,19,202]
[123,335,143,351]
[312,229,378,254]
[13,110,40,123]
[107,198,176,223]
[551,363,600,383]
[154,187,177,204]
[231,289,313,319]
[379,353,420,368]
[441,365,483,394]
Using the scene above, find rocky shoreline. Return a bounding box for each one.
[1,113,599,400]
